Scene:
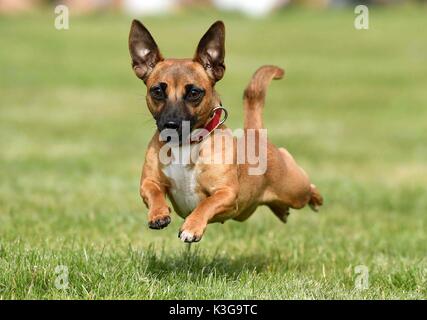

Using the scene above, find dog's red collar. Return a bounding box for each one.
[190,106,228,144]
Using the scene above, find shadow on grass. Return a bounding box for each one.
[140,245,278,280]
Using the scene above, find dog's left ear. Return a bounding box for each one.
[129,20,163,83]
[194,21,225,83]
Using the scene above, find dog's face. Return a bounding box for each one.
[128,20,225,141]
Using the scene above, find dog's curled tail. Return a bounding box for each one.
[243,65,284,130]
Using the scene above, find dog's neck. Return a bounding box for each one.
[188,90,225,144]
[190,105,225,144]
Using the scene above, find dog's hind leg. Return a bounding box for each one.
[267,202,290,223]
[269,147,323,212]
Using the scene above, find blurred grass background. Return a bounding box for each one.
[0,6,426,299]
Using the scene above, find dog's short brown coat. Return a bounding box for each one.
[129,20,323,242]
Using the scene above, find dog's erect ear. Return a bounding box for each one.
[194,21,225,83]
[129,20,163,82]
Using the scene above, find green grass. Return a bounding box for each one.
[0,6,426,299]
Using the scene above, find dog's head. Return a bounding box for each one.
[128,20,225,141]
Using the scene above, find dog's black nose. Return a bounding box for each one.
[164,121,180,130]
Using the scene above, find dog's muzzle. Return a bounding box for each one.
[155,105,196,144]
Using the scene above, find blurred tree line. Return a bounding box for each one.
[0,0,425,15]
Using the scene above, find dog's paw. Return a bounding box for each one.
[148,215,171,229]
[178,229,202,243]
[178,218,206,242]
[308,184,323,212]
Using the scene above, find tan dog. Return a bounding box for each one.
[128,20,323,242]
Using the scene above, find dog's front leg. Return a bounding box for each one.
[179,187,237,242]
[140,138,171,229]
[141,178,171,229]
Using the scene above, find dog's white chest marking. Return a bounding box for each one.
[162,145,201,217]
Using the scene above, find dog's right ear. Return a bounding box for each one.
[128,20,163,82]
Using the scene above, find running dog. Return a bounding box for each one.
[128,20,323,242]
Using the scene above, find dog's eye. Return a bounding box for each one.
[150,85,165,100]
[185,87,204,102]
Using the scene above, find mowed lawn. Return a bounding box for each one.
[0,7,426,299]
